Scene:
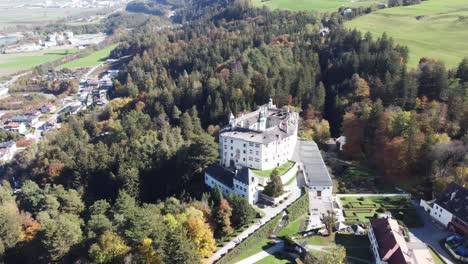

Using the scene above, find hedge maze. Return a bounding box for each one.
[340,196,423,227]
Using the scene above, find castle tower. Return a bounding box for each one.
[257,109,266,131]
[229,112,236,128]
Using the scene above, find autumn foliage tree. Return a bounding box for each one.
[185,216,216,257]
[214,199,233,238]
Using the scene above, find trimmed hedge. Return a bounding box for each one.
[216,214,282,264]
[216,191,308,264]
[285,189,309,221]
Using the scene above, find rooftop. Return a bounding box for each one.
[220,100,298,144]
[298,140,332,186]
[205,164,250,188]
[435,183,468,224]
[370,218,435,264]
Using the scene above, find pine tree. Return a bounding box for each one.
[163,227,200,264]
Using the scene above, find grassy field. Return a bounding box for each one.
[58,44,118,69]
[251,0,379,12]
[254,253,293,264]
[345,0,468,68]
[0,48,79,77]
[252,161,295,177]
[0,7,103,30]
[340,196,423,227]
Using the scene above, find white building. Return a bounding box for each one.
[299,140,333,198]
[420,183,468,235]
[0,141,17,162]
[205,99,298,204]
[219,98,298,171]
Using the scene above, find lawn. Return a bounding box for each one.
[339,196,423,227]
[254,253,294,264]
[252,0,379,12]
[345,0,468,68]
[0,49,79,77]
[429,247,446,264]
[59,44,118,69]
[252,161,295,177]
[277,214,305,237]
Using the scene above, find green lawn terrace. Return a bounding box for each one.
[338,195,423,228]
[252,0,380,12]
[251,161,296,178]
[345,0,468,68]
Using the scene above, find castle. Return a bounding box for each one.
[204,99,299,204]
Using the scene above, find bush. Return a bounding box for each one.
[377,207,386,213]
[358,197,365,201]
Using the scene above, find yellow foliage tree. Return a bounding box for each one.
[185,217,216,258]
[89,231,130,264]
[137,238,162,264]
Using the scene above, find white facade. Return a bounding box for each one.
[219,100,298,171]
[429,203,453,227]
[205,99,299,204]
[368,224,387,264]
[219,135,297,171]
[310,185,333,198]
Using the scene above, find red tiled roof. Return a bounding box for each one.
[370,218,409,264]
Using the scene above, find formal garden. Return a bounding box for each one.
[339,196,423,227]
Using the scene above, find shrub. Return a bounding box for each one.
[358,197,365,201]
[377,207,386,213]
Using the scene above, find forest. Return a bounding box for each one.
[0,0,466,262]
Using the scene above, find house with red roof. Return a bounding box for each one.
[368,218,435,264]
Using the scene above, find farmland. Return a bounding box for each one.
[58,44,118,69]
[0,7,103,30]
[0,48,79,77]
[251,0,379,12]
[345,0,468,68]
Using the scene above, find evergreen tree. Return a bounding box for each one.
[163,227,200,264]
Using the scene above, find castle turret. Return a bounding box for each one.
[229,112,236,128]
[257,109,266,131]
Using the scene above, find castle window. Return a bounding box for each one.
[243,144,246,147]
[231,140,233,143]
[255,144,260,148]
[243,150,246,154]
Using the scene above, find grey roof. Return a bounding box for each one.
[435,183,468,224]
[205,164,234,188]
[298,140,332,186]
[0,140,15,148]
[235,167,249,185]
[221,126,292,144]
[220,105,297,144]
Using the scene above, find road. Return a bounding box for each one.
[409,202,453,263]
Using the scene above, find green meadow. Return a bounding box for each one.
[346,0,468,68]
[0,49,79,77]
[252,0,378,12]
[59,44,118,69]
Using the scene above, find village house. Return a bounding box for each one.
[368,218,435,264]
[420,183,468,235]
[0,140,17,162]
[4,122,27,134]
[10,115,39,126]
[40,104,57,113]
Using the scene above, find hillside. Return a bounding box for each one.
[345,0,468,68]
[252,0,379,12]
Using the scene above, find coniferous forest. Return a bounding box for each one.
[0,0,467,263]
